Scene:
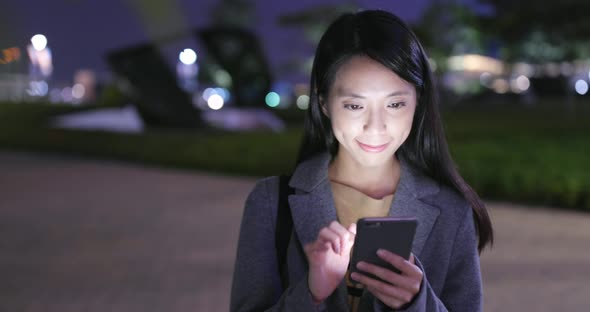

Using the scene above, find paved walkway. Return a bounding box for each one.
[0,151,588,311]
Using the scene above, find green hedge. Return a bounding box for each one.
[1,102,588,211]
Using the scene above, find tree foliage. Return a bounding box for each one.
[478,0,590,61]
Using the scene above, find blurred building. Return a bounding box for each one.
[0,46,28,101]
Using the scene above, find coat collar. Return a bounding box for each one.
[288,152,441,257]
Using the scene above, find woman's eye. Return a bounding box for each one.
[344,104,362,110]
[388,102,406,109]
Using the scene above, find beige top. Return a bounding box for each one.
[330,180,394,312]
[330,180,394,228]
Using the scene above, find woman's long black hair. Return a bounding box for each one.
[296,9,493,252]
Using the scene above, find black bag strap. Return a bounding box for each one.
[275,175,294,290]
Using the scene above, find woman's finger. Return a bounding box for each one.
[317,227,342,254]
[374,250,423,295]
[355,261,409,286]
[377,249,423,279]
[328,221,352,247]
[348,223,357,235]
[350,272,413,304]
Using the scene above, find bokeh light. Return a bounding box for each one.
[516,75,530,91]
[214,69,232,87]
[31,34,47,51]
[511,75,530,93]
[296,95,309,110]
[492,78,509,94]
[72,83,86,99]
[479,72,492,87]
[202,88,215,101]
[27,81,48,96]
[215,87,230,102]
[179,48,197,65]
[428,58,437,72]
[207,94,224,110]
[265,92,280,108]
[202,87,230,103]
[61,87,73,102]
[574,80,588,95]
[447,54,504,75]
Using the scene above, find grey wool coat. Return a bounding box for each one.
[230,152,483,311]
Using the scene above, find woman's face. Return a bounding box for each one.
[323,55,417,169]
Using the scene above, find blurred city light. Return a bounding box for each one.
[479,72,492,87]
[265,92,280,108]
[74,70,97,102]
[215,87,230,102]
[575,80,588,95]
[72,83,86,99]
[31,34,47,51]
[179,48,197,65]
[511,75,530,93]
[202,88,216,101]
[61,87,73,102]
[207,93,224,110]
[296,95,310,110]
[448,54,504,75]
[492,78,509,94]
[201,87,230,103]
[26,81,48,96]
[27,37,53,78]
[214,69,232,87]
[0,47,21,64]
[428,58,437,72]
[513,62,534,77]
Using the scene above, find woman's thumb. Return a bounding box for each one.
[348,223,357,235]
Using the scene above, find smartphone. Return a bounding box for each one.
[349,217,417,283]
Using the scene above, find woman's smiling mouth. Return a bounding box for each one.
[357,141,390,153]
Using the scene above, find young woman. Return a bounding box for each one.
[231,9,493,311]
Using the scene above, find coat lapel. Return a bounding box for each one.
[288,153,338,245]
[288,180,338,245]
[389,159,441,257]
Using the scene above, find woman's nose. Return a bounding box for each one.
[363,108,387,133]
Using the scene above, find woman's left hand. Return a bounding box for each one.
[350,250,423,309]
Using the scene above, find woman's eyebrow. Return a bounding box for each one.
[335,90,411,99]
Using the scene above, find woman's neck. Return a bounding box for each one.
[328,153,401,200]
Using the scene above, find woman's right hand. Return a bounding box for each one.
[303,221,356,303]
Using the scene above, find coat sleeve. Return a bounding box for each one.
[230,178,323,312]
[364,207,483,312]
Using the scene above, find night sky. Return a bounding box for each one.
[4,0,489,84]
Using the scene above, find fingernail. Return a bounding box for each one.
[357,261,366,269]
[351,272,359,280]
[377,249,385,256]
